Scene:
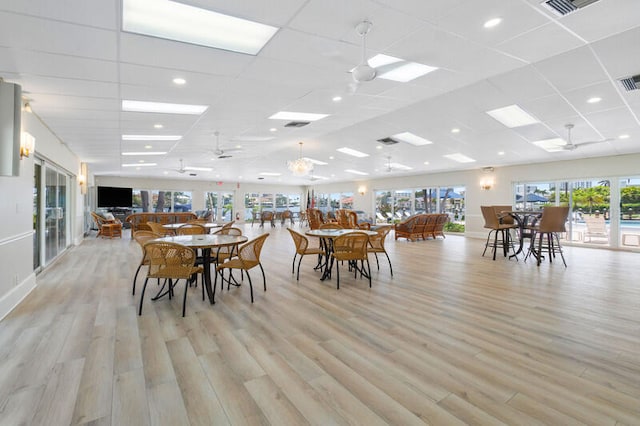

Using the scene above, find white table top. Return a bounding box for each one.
[152,234,247,248]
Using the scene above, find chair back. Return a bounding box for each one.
[237,233,270,268]
[287,228,309,254]
[481,206,500,229]
[144,241,198,279]
[493,205,514,225]
[319,222,343,230]
[584,215,607,234]
[369,226,391,251]
[176,223,206,235]
[538,206,569,233]
[307,208,323,229]
[133,230,160,260]
[91,212,104,227]
[214,227,242,236]
[221,221,235,229]
[333,232,369,261]
[146,221,168,235]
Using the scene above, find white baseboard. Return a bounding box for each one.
[0,273,36,321]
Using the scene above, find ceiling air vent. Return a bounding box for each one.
[619,74,640,92]
[284,121,310,128]
[377,137,399,145]
[541,0,600,16]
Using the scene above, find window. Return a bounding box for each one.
[620,178,640,248]
[173,191,192,212]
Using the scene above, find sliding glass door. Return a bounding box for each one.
[42,163,70,265]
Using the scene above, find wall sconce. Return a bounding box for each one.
[480,166,494,190]
[79,162,88,194]
[20,132,35,159]
[358,185,367,196]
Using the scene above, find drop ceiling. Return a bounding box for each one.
[1,0,639,184]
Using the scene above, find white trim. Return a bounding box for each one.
[0,272,36,321]
[0,231,34,247]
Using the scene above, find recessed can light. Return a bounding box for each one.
[145,144,152,149]
[423,161,429,165]
[173,77,186,85]
[451,128,460,134]
[332,96,342,102]
[484,17,502,28]
[498,151,505,155]
[154,123,163,129]
[269,128,277,132]
[619,134,630,139]
[587,97,601,104]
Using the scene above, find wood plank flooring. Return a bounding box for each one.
[1,224,639,425]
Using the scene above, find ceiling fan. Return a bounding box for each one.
[172,159,197,176]
[560,124,613,151]
[212,131,243,159]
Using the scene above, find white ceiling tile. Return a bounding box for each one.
[559,0,640,43]
[495,22,584,63]
[534,46,608,91]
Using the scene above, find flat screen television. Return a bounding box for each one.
[97,186,133,208]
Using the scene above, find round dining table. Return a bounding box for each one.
[152,234,248,304]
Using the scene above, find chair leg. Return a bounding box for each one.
[213,268,219,304]
[296,255,304,280]
[291,253,297,275]
[335,257,340,290]
[555,233,567,267]
[374,253,380,270]
[259,263,266,291]
[138,277,150,315]
[132,263,143,295]
[246,271,254,303]
[537,233,544,266]
[384,252,393,276]
[182,279,188,317]
[366,259,372,287]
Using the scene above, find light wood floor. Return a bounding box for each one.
[1,224,639,425]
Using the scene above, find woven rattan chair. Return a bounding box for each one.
[212,227,243,264]
[281,210,294,226]
[91,212,123,239]
[146,221,172,237]
[260,211,275,227]
[221,221,235,230]
[307,208,324,230]
[526,206,569,267]
[287,228,324,280]
[176,223,206,235]
[331,231,371,289]
[319,222,343,230]
[481,206,516,260]
[138,241,203,317]
[132,230,160,295]
[214,233,269,303]
[367,225,393,276]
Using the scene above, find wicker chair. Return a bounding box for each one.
[132,230,160,295]
[260,211,275,228]
[431,214,449,239]
[138,242,203,317]
[91,212,123,239]
[212,227,243,264]
[481,206,517,260]
[367,225,393,276]
[526,206,569,267]
[146,221,172,237]
[214,233,269,303]
[221,220,235,230]
[281,210,294,226]
[306,208,324,230]
[176,223,206,235]
[331,231,371,290]
[287,228,324,280]
[319,222,343,230]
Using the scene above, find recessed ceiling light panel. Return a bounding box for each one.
[337,147,369,158]
[444,153,476,163]
[303,157,328,165]
[345,169,369,175]
[122,151,167,156]
[269,111,329,121]
[259,172,281,176]
[391,132,433,146]
[122,0,278,55]
[486,104,539,128]
[122,134,182,141]
[123,163,157,167]
[368,54,438,82]
[389,163,412,170]
[532,138,566,152]
[184,166,213,172]
[122,100,208,115]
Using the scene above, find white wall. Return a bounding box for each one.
[0,111,82,319]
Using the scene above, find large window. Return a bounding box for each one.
[375,186,466,225]
[620,178,640,248]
